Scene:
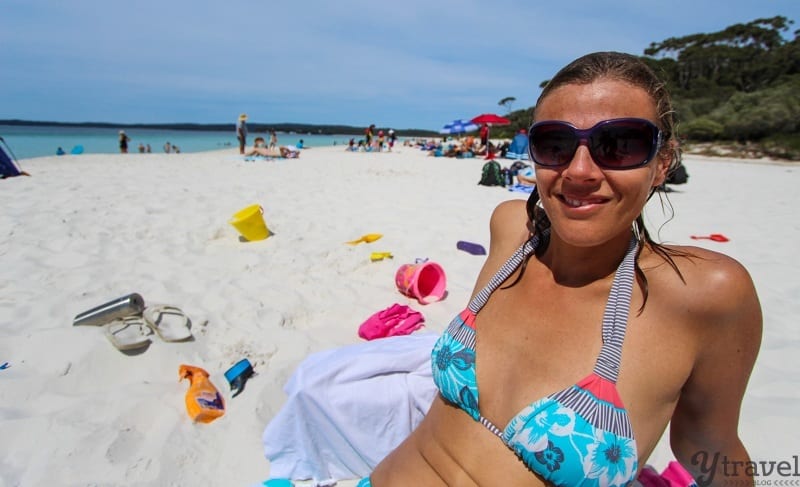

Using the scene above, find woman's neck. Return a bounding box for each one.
[538,230,634,288]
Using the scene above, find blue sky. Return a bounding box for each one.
[2,1,797,131]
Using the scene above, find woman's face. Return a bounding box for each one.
[533,79,669,247]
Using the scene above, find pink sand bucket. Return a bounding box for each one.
[395,259,447,304]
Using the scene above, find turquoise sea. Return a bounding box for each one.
[0,125,353,160]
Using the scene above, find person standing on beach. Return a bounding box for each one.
[118,130,131,153]
[365,124,375,150]
[479,123,489,152]
[269,130,278,149]
[237,113,248,155]
[164,142,172,153]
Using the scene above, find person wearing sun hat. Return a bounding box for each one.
[236,113,248,154]
[118,130,131,154]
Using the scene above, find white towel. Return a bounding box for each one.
[262,333,439,483]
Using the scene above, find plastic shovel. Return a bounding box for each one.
[346,233,383,245]
[370,252,394,262]
[690,234,730,242]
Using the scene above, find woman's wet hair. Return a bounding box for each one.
[507,52,688,310]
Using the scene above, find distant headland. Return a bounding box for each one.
[0,119,438,137]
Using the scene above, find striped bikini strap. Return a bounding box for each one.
[467,231,545,314]
[594,236,639,383]
[465,230,639,383]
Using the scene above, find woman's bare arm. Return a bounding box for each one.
[670,254,762,486]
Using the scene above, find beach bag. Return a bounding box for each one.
[479,160,505,187]
[666,163,689,185]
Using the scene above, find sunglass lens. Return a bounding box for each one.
[530,124,578,166]
[590,121,656,168]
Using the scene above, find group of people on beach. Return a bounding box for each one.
[116,130,179,154]
[348,124,397,152]
[410,134,508,160]
[237,112,286,157]
[260,51,763,487]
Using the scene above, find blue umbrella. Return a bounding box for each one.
[440,119,479,135]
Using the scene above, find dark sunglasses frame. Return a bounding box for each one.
[527,118,663,169]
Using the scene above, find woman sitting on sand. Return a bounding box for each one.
[360,51,762,486]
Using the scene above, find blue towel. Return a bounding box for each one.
[507,184,535,194]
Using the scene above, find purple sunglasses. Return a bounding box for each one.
[528,118,663,169]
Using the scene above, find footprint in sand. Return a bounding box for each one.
[106,427,146,464]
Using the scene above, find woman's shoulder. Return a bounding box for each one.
[465,200,530,295]
[645,244,760,330]
[490,199,528,226]
[650,244,753,289]
[488,200,530,248]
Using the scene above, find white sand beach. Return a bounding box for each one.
[1,146,798,486]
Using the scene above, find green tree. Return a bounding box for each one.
[498,97,516,114]
[644,16,796,92]
[640,15,799,154]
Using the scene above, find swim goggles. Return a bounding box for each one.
[528,118,663,169]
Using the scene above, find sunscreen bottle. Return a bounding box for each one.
[179,364,225,423]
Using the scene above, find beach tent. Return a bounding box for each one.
[0,136,28,178]
[505,132,529,160]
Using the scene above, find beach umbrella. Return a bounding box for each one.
[471,113,511,126]
[471,114,511,159]
[440,119,479,135]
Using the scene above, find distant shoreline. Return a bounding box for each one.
[0,119,437,137]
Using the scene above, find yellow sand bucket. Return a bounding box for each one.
[229,204,270,241]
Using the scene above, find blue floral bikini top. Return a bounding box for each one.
[431,232,640,487]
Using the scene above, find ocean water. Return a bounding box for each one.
[0,125,353,160]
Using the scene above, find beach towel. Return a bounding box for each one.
[507,183,535,194]
[262,333,439,483]
[243,155,277,162]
